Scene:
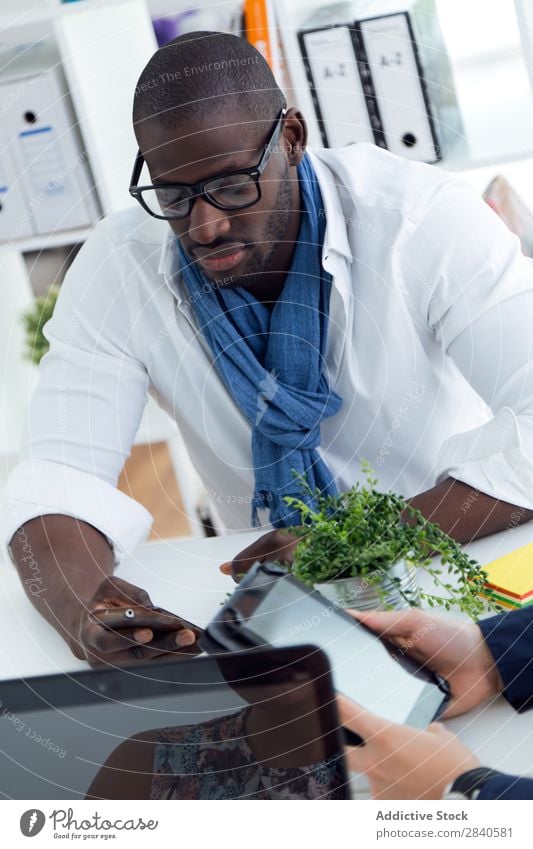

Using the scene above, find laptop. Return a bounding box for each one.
[0,646,351,800]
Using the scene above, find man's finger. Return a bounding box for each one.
[220,529,302,580]
[90,607,197,633]
[83,624,154,654]
[86,629,199,667]
[91,576,152,607]
[137,628,199,654]
[84,621,198,655]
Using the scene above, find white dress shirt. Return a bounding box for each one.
[3,143,533,563]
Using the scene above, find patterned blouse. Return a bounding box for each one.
[150,708,346,800]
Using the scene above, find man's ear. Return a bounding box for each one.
[283,107,308,166]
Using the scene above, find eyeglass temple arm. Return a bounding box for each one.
[129,108,287,190]
[129,148,145,190]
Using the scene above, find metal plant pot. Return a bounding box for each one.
[314,559,420,611]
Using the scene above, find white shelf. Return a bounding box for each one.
[4,224,95,253]
[444,143,533,174]
[0,0,236,44]
[0,1,60,29]
[148,0,238,15]
[442,49,533,172]
[3,1,533,178]
[0,1,74,45]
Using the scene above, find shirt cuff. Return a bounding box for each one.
[435,406,533,509]
[0,459,153,566]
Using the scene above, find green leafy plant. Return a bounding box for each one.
[284,463,492,620]
[21,284,60,366]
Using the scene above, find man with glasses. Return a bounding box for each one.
[3,31,533,666]
[129,108,287,227]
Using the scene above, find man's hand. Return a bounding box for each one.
[72,576,200,668]
[219,528,301,581]
[338,695,480,799]
[349,608,503,718]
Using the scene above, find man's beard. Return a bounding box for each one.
[228,165,294,291]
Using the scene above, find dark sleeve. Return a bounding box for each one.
[478,608,533,712]
[477,773,533,800]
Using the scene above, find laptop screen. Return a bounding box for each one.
[0,646,349,800]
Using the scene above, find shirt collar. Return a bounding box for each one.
[157,225,189,306]
[307,148,353,264]
[157,146,354,305]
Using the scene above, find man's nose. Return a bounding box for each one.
[188,196,231,245]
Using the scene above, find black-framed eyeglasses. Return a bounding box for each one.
[128,108,287,221]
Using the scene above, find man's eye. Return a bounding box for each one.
[208,175,256,200]
[156,188,189,209]
[221,184,249,197]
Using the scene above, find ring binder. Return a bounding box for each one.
[0,41,101,242]
[357,12,440,161]
[297,1,465,163]
[298,24,386,148]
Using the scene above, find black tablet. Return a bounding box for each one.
[0,646,350,800]
[201,562,450,728]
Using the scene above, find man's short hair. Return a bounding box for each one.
[132,30,287,144]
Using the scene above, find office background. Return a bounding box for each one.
[2,0,533,539]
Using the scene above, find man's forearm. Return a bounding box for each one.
[408,477,533,543]
[8,514,115,655]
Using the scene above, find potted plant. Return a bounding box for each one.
[283,464,491,620]
[21,284,60,366]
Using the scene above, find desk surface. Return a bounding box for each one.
[1,523,533,782]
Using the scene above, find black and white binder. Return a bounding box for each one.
[298,24,387,149]
[297,0,465,163]
[356,12,440,161]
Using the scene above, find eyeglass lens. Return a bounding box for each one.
[141,173,260,219]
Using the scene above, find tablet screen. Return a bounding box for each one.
[249,578,444,726]
[0,648,349,801]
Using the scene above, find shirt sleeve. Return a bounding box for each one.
[477,773,533,800]
[478,608,533,713]
[474,609,533,800]
[0,216,153,564]
[402,177,533,508]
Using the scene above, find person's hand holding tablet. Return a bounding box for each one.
[338,695,480,800]
[348,608,504,718]
[338,608,506,800]
[202,564,452,730]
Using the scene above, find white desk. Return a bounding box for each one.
[1,524,533,785]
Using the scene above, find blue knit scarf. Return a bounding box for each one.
[178,154,342,527]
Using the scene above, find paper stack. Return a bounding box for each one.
[480,544,533,609]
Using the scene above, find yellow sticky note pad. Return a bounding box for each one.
[483,543,533,600]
